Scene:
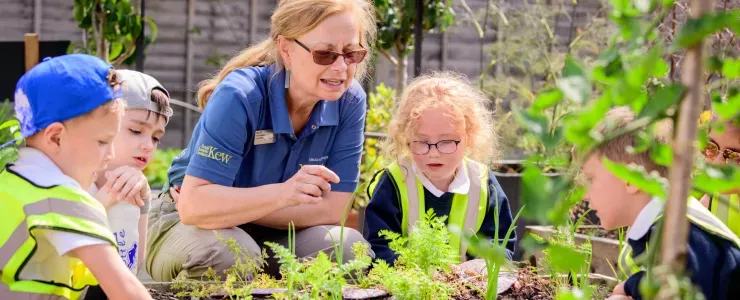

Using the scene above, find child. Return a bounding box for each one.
[90,70,173,275]
[363,72,516,265]
[0,54,151,299]
[700,113,740,237]
[581,107,740,300]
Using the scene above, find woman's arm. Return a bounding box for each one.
[179,165,339,229]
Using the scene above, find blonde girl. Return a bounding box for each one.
[147,0,377,281]
[363,71,516,264]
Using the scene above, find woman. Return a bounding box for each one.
[146,0,376,281]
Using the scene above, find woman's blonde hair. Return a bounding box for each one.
[196,0,376,109]
[384,71,501,165]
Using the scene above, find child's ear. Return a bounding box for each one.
[42,122,65,152]
[625,182,641,195]
[277,35,292,69]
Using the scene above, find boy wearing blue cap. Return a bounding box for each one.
[0,54,152,300]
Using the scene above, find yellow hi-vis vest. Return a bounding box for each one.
[708,194,740,238]
[0,168,116,300]
[368,158,489,262]
[618,198,740,277]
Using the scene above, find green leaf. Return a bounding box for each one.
[602,158,667,198]
[636,83,686,119]
[563,95,611,149]
[634,0,653,13]
[520,167,552,222]
[145,16,158,42]
[694,164,740,194]
[546,243,589,273]
[531,89,564,113]
[714,92,740,121]
[109,41,123,60]
[650,142,673,166]
[674,11,740,48]
[722,59,740,79]
[557,57,590,104]
[556,287,593,300]
[516,110,561,152]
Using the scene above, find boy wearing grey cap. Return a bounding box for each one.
[89,70,173,276]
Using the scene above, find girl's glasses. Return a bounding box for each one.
[704,141,740,164]
[294,40,368,66]
[409,140,460,155]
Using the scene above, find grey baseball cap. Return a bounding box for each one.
[118,69,173,122]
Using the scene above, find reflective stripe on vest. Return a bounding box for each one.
[709,194,740,238]
[368,158,489,262]
[0,169,115,300]
[618,199,740,277]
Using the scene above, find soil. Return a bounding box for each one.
[148,288,179,300]
[574,227,622,240]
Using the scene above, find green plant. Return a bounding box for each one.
[0,100,20,169]
[367,260,452,300]
[484,0,615,160]
[70,0,158,66]
[367,210,457,299]
[374,0,455,93]
[353,84,395,209]
[380,210,458,274]
[143,148,181,187]
[172,231,271,300]
[266,222,372,300]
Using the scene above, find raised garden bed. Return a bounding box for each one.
[143,259,617,300]
[526,225,622,278]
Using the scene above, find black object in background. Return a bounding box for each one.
[0,41,70,102]
[83,285,108,300]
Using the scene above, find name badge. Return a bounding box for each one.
[254,130,276,145]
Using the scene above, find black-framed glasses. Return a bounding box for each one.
[294,39,368,66]
[704,141,740,164]
[409,140,461,155]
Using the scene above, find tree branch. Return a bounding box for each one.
[658,0,713,298]
[379,49,399,66]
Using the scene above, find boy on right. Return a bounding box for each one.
[581,107,740,300]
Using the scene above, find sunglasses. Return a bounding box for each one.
[294,40,368,66]
[704,141,740,164]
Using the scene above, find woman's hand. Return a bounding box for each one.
[279,165,340,207]
[95,166,150,210]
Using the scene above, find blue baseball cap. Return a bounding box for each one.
[14,54,122,139]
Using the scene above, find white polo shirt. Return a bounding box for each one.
[411,160,471,197]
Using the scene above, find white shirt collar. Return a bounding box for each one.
[9,147,83,190]
[410,160,470,197]
[626,198,664,240]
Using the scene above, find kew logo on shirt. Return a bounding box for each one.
[299,156,329,168]
[197,144,232,164]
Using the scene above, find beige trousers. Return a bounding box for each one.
[145,198,373,282]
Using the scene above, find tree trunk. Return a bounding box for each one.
[658,0,713,298]
[396,54,408,95]
[94,5,108,62]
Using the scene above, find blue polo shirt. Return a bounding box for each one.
[164,65,366,197]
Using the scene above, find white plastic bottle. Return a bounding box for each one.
[106,202,141,274]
